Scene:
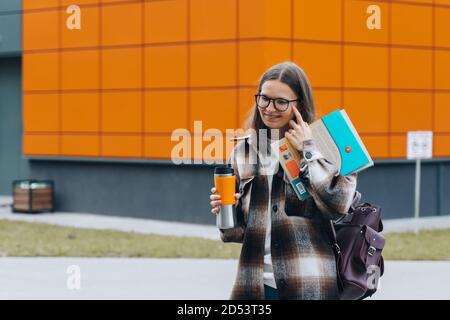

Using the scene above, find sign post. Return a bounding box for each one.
[407,131,433,234]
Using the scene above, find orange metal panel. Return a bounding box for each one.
[434,93,450,133]
[239,0,265,38]
[238,88,256,129]
[23,134,59,156]
[294,0,342,41]
[61,93,100,133]
[190,42,237,87]
[145,91,188,133]
[23,53,59,91]
[61,50,99,90]
[239,40,265,86]
[101,3,142,46]
[145,135,175,160]
[101,135,142,158]
[390,135,407,158]
[102,47,142,89]
[343,91,389,134]
[265,0,291,39]
[61,135,100,156]
[391,3,432,46]
[294,42,341,88]
[436,7,450,48]
[23,0,59,10]
[435,135,450,157]
[145,45,188,88]
[189,89,237,132]
[23,94,59,132]
[61,0,99,5]
[435,50,450,90]
[344,45,388,88]
[263,41,291,72]
[360,135,389,159]
[190,0,236,41]
[391,48,432,89]
[391,92,433,133]
[314,90,341,119]
[102,92,142,133]
[144,0,188,43]
[23,11,59,50]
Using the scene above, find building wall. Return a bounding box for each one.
[21,0,450,161]
[0,0,449,222]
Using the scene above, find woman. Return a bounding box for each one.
[210,61,357,300]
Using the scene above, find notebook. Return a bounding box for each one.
[310,109,373,176]
[271,109,373,201]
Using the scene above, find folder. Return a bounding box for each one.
[310,109,373,176]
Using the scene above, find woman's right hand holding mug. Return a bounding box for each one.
[210,187,241,215]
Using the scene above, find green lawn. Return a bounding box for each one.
[0,219,448,260]
[0,219,241,258]
[382,228,450,261]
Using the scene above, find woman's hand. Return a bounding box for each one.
[210,187,241,215]
[285,105,313,151]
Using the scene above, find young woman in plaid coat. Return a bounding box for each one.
[210,62,357,300]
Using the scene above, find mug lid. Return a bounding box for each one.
[214,165,234,175]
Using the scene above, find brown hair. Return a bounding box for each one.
[243,61,316,135]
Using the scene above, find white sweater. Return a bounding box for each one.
[260,147,280,289]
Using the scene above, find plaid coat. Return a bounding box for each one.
[220,132,358,300]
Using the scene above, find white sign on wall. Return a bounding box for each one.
[407,131,433,160]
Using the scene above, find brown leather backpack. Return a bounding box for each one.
[324,191,385,300]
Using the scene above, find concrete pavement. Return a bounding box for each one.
[0,258,449,300]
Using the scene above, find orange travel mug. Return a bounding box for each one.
[214,166,236,229]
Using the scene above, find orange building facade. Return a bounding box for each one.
[22,0,450,162]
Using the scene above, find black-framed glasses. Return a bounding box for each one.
[254,94,299,112]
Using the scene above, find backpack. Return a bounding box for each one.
[323,191,385,300]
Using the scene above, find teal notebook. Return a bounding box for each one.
[310,109,373,176]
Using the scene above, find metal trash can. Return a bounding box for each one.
[12,180,54,213]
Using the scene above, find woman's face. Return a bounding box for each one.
[257,80,298,129]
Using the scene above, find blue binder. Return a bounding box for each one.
[310,109,373,176]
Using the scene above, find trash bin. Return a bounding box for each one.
[12,180,54,213]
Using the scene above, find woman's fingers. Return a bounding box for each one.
[293,106,305,126]
[211,187,216,194]
[210,200,221,207]
[211,207,220,214]
[234,193,241,205]
[289,119,300,129]
[285,131,301,151]
[210,194,221,201]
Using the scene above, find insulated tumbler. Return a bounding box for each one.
[214,166,237,229]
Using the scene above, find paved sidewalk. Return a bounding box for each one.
[1,195,450,238]
[0,257,448,300]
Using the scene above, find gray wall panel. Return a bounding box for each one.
[356,162,443,219]
[0,57,29,194]
[29,161,217,225]
[28,159,450,224]
[0,0,21,13]
[0,9,21,56]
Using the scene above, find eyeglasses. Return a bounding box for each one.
[254,94,299,112]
